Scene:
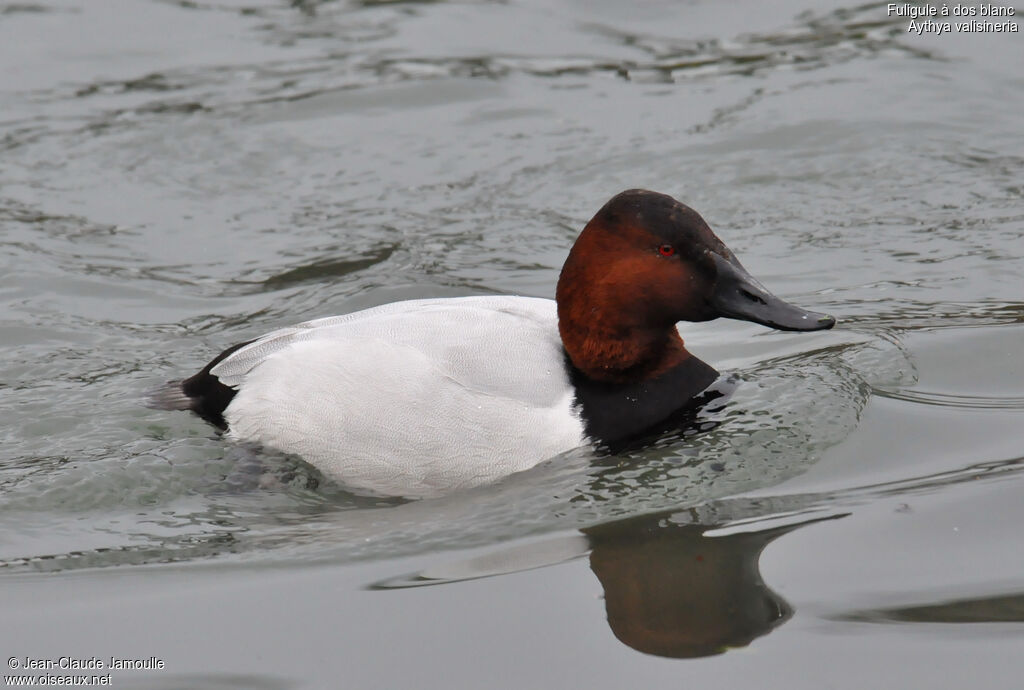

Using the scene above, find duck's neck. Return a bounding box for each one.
[559,338,721,446]
[556,257,693,383]
[558,314,693,383]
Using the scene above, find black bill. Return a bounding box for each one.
[709,253,836,331]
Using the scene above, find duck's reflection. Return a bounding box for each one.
[586,513,814,658]
[371,508,842,659]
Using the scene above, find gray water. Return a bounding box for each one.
[1,0,1023,687]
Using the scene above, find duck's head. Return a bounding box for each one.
[556,189,835,382]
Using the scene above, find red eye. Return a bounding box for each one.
[658,244,675,257]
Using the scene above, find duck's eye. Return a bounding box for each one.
[658,244,676,257]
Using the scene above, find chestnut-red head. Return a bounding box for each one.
[556,190,834,382]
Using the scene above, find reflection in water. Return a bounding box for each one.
[372,509,844,659]
[253,244,399,292]
[837,591,1024,624]
[583,512,842,658]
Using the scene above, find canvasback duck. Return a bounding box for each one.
[155,190,834,497]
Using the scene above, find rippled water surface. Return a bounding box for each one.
[1,1,1022,687]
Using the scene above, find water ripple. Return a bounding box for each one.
[873,388,1024,411]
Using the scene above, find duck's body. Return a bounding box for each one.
[215,296,583,495]
[156,190,834,497]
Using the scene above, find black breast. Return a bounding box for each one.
[566,353,721,448]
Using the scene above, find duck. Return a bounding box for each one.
[154,189,835,497]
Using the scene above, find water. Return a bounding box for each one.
[1,0,1022,687]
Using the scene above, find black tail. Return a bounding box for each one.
[148,339,255,430]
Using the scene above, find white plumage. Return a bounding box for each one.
[215,296,586,497]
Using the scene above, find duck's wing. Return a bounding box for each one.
[210,295,567,403]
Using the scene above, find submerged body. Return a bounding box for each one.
[156,190,835,497]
